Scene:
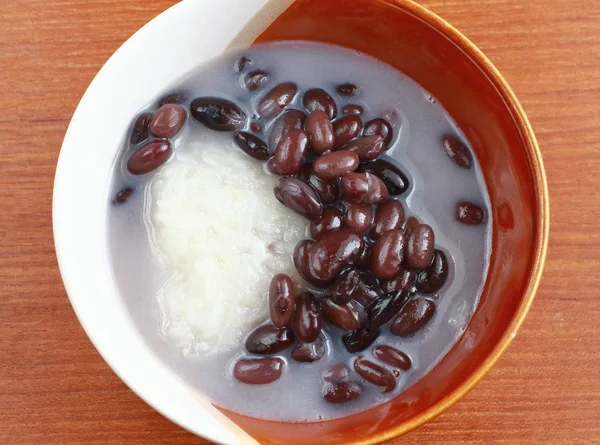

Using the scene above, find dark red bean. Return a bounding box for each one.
[127,140,171,175]
[113,187,134,205]
[344,135,385,161]
[234,56,251,72]
[391,298,436,337]
[244,70,270,91]
[456,202,485,225]
[321,298,367,331]
[266,157,280,175]
[354,357,396,393]
[307,229,363,281]
[311,207,344,239]
[130,113,153,145]
[250,122,262,133]
[313,150,359,180]
[342,327,380,353]
[304,110,335,154]
[158,91,186,106]
[269,274,295,328]
[380,267,417,294]
[336,83,360,96]
[341,172,389,205]
[373,345,412,370]
[298,164,339,204]
[322,381,362,403]
[364,118,394,147]
[368,289,410,329]
[343,202,373,233]
[357,160,409,195]
[402,216,420,236]
[405,224,435,269]
[190,97,247,131]
[342,104,364,115]
[233,357,283,384]
[371,229,405,279]
[442,135,472,169]
[274,129,309,175]
[291,337,325,362]
[149,104,187,138]
[416,250,449,294]
[333,115,363,149]
[274,177,323,221]
[258,82,298,119]
[303,88,337,120]
[371,200,405,239]
[355,240,372,269]
[245,324,295,355]
[269,110,306,151]
[293,240,330,287]
[234,132,269,160]
[293,292,323,343]
[322,364,349,383]
[329,268,381,307]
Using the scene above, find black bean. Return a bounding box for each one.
[299,163,340,204]
[342,327,380,353]
[258,82,298,119]
[129,113,153,145]
[456,202,485,225]
[336,83,360,96]
[311,207,344,239]
[307,229,363,281]
[190,97,247,131]
[416,250,449,294]
[158,91,186,106]
[341,172,389,205]
[380,267,417,294]
[274,177,323,221]
[371,200,405,239]
[404,224,435,269]
[293,239,330,287]
[343,202,373,233]
[293,292,323,343]
[329,268,381,307]
[371,229,405,279]
[354,357,396,393]
[291,337,326,362]
[442,135,472,169]
[333,115,363,149]
[357,159,409,195]
[368,289,411,329]
[245,324,295,355]
[373,345,412,370]
[344,135,385,161]
[113,187,134,205]
[390,298,436,337]
[303,88,337,119]
[127,140,172,175]
[363,118,394,147]
[233,357,283,384]
[269,274,295,328]
[234,131,269,160]
[244,70,270,91]
[321,298,367,331]
[322,381,362,403]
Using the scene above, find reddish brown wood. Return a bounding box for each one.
[0,0,598,444]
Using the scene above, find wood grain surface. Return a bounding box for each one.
[1,0,599,444]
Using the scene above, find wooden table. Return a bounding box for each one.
[1,0,599,443]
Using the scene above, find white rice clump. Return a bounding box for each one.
[150,139,309,355]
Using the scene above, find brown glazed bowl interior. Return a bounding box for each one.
[220,0,549,444]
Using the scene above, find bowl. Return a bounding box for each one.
[53,0,549,444]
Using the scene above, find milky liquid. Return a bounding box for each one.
[108,42,492,422]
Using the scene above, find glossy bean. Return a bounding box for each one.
[371,200,405,239]
[233,357,284,384]
[127,140,172,175]
[293,292,323,343]
[113,187,134,205]
[274,177,323,221]
[190,97,247,131]
[371,229,405,279]
[342,327,380,353]
[402,216,420,236]
[380,267,417,294]
[303,88,337,119]
[354,240,372,269]
[299,164,339,204]
[129,113,153,145]
[274,129,309,175]
[336,83,360,96]
[405,224,435,269]
[269,274,295,328]
[333,115,363,149]
[363,118,394,147]
[456,202,485,225]
[373,345,412,370]
[158,91,186,106]
[416,250,449,294]
[291,337,326,362]
[313,150,359,179]
[266,157,280,175]
[322,364,350,383]
[354,357,396,393]
[304,110,335,154]
[234,56,251,72]
[234,132,269,160]
[293,239,330,287]
[442,135,472,169]
[329,268,381,307]
[307,229,363,281]
[391,298,436,337]
[321,298,367,331]
[244,70,270,91]
[322,381,363,403]
[269,109,306,150]
[357,159,409,195]
[344,135,385,161]
[341,172,389,205]
[258,82,298,118]
[341,104,364,115]
[245,324,295,355]
[311,207,344,239]
[343,202,373,233]
[368,289,410,329]
[149,104,187,138]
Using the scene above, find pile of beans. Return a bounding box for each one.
[118,55,486,403]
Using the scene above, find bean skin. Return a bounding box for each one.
[293,292,323,343]
[307,229,363,281]
[291,337,326,362]
[129,113,153,145]
[322,381,362,403]
[416,250,449,294]
[293,240,330,287]
[371,229,405,279]
[329,268,381,307]
[245,324,295,355]
[456,202,485,225]
[380,266,417,294]
[341,172,389,205]
[354,357,396,393]
[234,56,251,72]
[149,104,187,138]
[368,289,410,329]
[343,202,373,233]
[363,118,394,147]
[391,298,436,337]
[321,298,367,331]
[405,224,435,269]
[233,357,284,384]
[303,88,338,120]
[127,140,172,175]
[343,327,380,353]
[442,135,472,169]
[341,104,364,115]
[234,132,269,160]
[269,109,306,150]
[354,239,372,269]
[373,345,412,370]
[371,200,405,239]
[258,82,298,119]
[299,164,339,204]
[275,129,309,175]
[333,115,363,149]
[322,364,350,383]
[313,150,359,180]
[357,160,409,195]
[304,110,335,154]
[336,83,360,96]
[311,207,344,239]
[274,177,323,221]
[269,274,295,328]
[190,97,246,131]
[344,135,385,161]
[244,70,270,91]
